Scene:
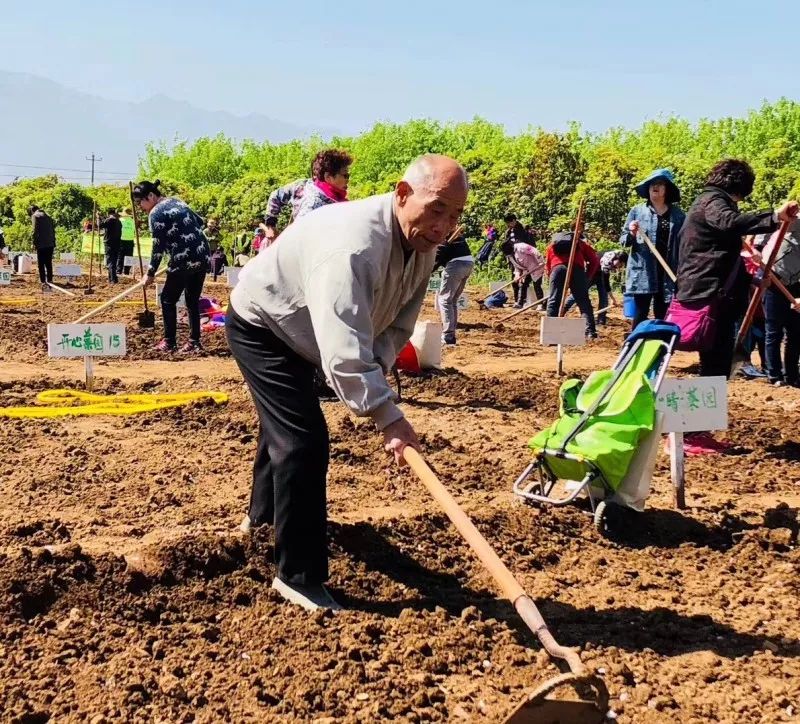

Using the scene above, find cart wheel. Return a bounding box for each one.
[593,500,608,535]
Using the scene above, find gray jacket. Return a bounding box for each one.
[230,193,434,429]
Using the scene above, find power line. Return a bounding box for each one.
[0,172,130,181]
[0,162,135,176]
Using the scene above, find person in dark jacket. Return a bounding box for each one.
[676,159,797,379]
[433,232,474,345]
[620,169,686,330]
[99,208,122,283]
[29,205,56,288]
[133,180,211,353]
[754,221,800,386]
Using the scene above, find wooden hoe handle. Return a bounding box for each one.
[403,447,525,603]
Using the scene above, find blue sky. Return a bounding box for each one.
[2,0,798,135]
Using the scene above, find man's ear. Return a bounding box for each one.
[395,180,412,206]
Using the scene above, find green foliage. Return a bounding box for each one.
[4,99,800,255]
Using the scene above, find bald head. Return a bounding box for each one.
[395,154,469,254]
[402,154,469,193]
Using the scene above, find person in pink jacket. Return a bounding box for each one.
[512,241,546,309]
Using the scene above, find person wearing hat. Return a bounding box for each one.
[619,169,686,331]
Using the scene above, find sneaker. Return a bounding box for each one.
[179,341,202,353]
[773,380,786,388]
[238,514,253,534]
[512,302,523,309]
[586,332,598,341]
[153,339,177,353]
[683,432,731,455]
[442,336,456,346]
[271,577,343,612]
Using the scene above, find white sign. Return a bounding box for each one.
[47,323,127,358]
[427,276,442,292]
[540,316,586,346]
[0,267,11,285]
[124,256,149,268]
[227,267,241,288]
[155,284,185,309]
[457,293,470,310]
[55,264,82,278]
[60,253,76,262]
[656,377,728,433]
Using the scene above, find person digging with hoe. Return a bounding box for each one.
[132,180,211,353]
[227,154,469,611]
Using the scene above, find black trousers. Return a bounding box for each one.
[117,241,135,274]
[161,268,205,345]
[547,264,596,335]
[225,309,329,585]
[36,247,53,283]
[631,292,668,330]
[104,241,120,282]
[699,303,738,379]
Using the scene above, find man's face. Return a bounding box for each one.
[394,180,467,254]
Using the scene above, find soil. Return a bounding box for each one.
[0,272,798,723]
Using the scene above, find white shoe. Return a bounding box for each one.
[271,577,343,612]
[238,514,253,534]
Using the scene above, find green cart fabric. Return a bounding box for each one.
[528,340,661,490]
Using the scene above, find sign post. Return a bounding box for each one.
[656,376,728,510]
[47,323,127,390]
[0,267,11,286]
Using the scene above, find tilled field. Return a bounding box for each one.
[0,272,798,723]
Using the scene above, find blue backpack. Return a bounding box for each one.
[484,290,508,308]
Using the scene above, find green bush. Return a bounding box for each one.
[3,98,800,257]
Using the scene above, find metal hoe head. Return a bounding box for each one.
[504,672,609,724]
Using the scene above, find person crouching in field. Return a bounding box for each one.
[511,237,546,309]
[132,180,211,353]
[545,231,599,339]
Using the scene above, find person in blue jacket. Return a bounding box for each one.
[619,169,686,330]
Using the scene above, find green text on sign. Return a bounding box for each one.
[47,323,127,358]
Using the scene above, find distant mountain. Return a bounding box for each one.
[0,70,335,183]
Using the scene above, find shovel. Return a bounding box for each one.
[403,447,608,724]
[128,182,156,328]
[73,271,164,324]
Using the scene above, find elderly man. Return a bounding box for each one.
[227,154,469,610]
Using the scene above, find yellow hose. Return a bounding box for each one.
[0,389,229,418]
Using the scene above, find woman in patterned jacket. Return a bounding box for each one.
[261,149,352,242]
[133,180,210,353]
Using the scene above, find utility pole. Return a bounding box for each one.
[85,153,103,187]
